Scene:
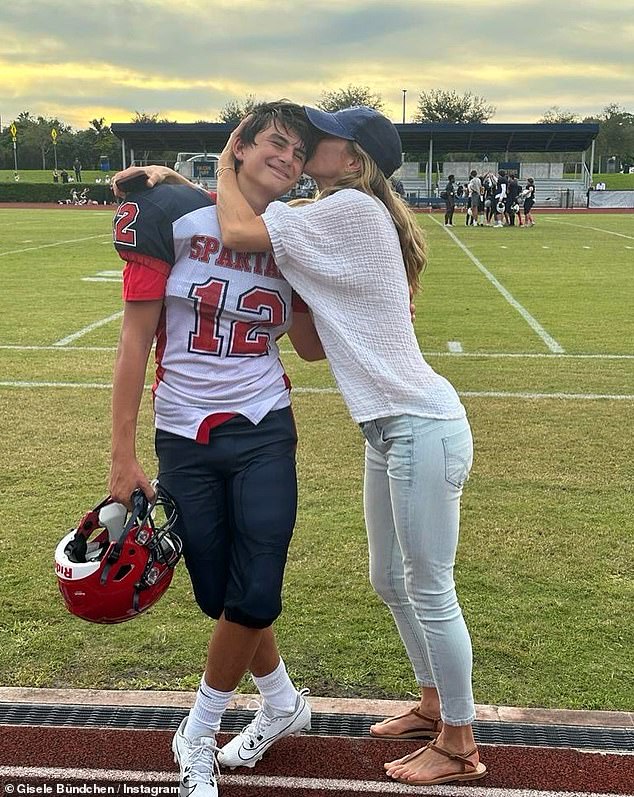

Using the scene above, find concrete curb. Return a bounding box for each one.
[1,687,632,729]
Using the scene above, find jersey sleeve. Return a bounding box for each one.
[113,183,214,301]
[122,260,170,301]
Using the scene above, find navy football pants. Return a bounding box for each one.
[156,407,298,628]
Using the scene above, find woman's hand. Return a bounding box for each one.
[217,115,253,171]
[111,165,187,198]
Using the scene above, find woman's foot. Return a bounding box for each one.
[370,706,441,740]
[385,739,486,785]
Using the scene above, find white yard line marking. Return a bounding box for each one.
[542,219,634,240]
[421,352,634,360]
[53,312,123,346]
[82,269,122,283]
[0,234,110,257]
[2,346,633,360]
[0,381,115,389]
[432,217,564,353]
[0,766,630,797]
[0,345,117,351]
[1,381,631,401]
[448,341,464,352]
[459,391,633,400]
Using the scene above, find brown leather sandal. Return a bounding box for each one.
[369,707,442,739]
[391,738,487,785]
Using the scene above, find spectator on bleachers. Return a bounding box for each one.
[391,176,406,197]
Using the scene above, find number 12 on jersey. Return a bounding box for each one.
[188,277,287,358]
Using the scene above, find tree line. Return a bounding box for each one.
[1,89,632,173]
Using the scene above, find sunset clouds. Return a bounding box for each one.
[1,0,632,129]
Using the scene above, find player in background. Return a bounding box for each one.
[493,169,508,227]
[466,170,482,226]
[110,102,323,797]
[506,172,521,227]
[443,174,456,226]
[522,177,536,226]
[482,173,497,226]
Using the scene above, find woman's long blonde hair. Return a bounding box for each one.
[315,142,428,293]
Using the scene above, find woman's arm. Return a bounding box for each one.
[111,165,192,198]
[216,168,272,251]
[286,311,326,362]
[109,299,163,508]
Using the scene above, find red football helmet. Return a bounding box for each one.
[55,485,182,624]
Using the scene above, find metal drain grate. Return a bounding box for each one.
[0,703,632,753]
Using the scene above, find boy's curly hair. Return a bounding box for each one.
[238,101,317,162]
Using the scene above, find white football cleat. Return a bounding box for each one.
[172,717,219,797]
[217,689,311,769]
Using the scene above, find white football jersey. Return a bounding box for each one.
[113,184,296,441]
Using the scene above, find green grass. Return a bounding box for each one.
[0,208,633,710]
[0,169,114,184]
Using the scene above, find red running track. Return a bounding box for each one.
[0,725,633,796]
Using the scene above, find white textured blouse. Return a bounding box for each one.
[262,189,465,424]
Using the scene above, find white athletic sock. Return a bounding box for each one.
[252,658,299,714]
[184,675,235,739]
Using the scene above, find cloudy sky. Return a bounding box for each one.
[1,0,632,131]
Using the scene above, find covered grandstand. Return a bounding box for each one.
[111,121,599,208]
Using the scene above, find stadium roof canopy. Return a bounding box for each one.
[111,121,599,162]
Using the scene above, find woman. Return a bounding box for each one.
[118,105,486,787]
[215,105,485,787]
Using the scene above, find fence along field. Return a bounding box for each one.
[0,208,632,711]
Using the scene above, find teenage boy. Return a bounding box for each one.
[110,102,322,797]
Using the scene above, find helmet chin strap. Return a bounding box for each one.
[101,490,151,583]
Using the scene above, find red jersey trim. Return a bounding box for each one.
[122,258,170,301]
[195,412,237,444]
[291,290,309,313]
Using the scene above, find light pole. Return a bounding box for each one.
[402,89,407,124]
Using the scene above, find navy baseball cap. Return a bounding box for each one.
[303,105,403,178]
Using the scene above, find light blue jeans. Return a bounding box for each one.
[361,414,475,725]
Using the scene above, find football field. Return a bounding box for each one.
[0,207,632,711]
